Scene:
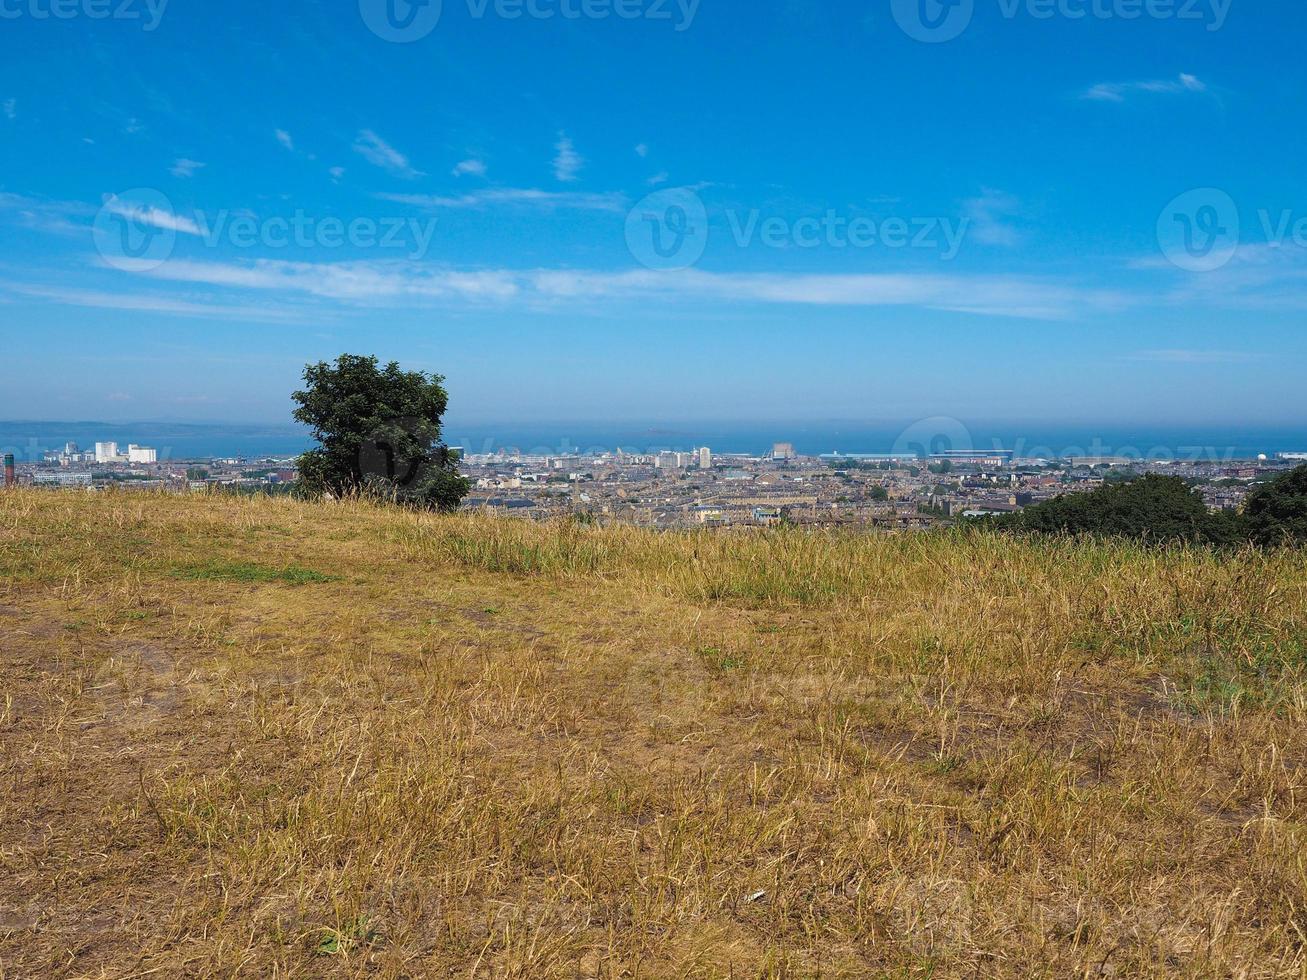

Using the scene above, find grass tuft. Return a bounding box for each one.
[171,560,335,584]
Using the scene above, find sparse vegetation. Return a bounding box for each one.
[3,489,1307,976]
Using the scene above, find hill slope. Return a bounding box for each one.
[3,491,1307,977]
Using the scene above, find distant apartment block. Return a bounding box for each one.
[94,441,158,464]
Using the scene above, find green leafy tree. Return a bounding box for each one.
[1243,465,1307,546]
[292,354,469,512]
[991,474,1232,544]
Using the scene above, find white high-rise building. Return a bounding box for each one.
[698,447,712,469]
[656,452,693,470]
[94,442,119,463]
[127,445,158,464]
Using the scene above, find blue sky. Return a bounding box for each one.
[0,0,1304,428]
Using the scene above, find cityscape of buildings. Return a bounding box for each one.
[6,436,1305,531]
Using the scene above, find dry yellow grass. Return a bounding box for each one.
[3,488,1307,977]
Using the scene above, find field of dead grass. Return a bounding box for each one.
[3,489,1307,977]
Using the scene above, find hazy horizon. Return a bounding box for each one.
[6,416,1307,462]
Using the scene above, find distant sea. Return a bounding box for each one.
[3,420,1306,463]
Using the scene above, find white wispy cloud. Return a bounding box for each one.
[353,130,422,179]
[101,195,204,236]
[526,268,1119,320]
[647,171,669,187]
[92,255,1125,320]
[452,158,487,178]
[4,283,311,322]
[0,191,98,236]
[635,143,649,158]
[553,133,582,182]
[2,99,15,120]
[377,188,627,212]
[328,166,346,182]
[170,158,205,178]
[1083,73,1208,103]
[1139,240,1307,312]
[144,259,521,303]
[275,129,294,151]
[961,189,1022,247]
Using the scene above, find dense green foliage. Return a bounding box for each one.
[993,474,1217,542]
[1244,465,1307,545]
[293,354,469,512]
[992,467,1307,546]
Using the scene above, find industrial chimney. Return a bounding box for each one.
[3,454,14,488]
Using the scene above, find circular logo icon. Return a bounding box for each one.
[625,187,709,271]
[892,416,973,459]
[1157,188,1239,273]
[891,0,974,43]
[359,417,433,488]
[92,188,179,272]
[359,0,442,42]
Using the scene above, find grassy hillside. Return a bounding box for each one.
[3,490,1307,977]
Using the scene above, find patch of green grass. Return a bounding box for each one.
[314,917,377,956]
[1172,636,1307,716]
[171,560,334,585]
[697,645,746,672]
